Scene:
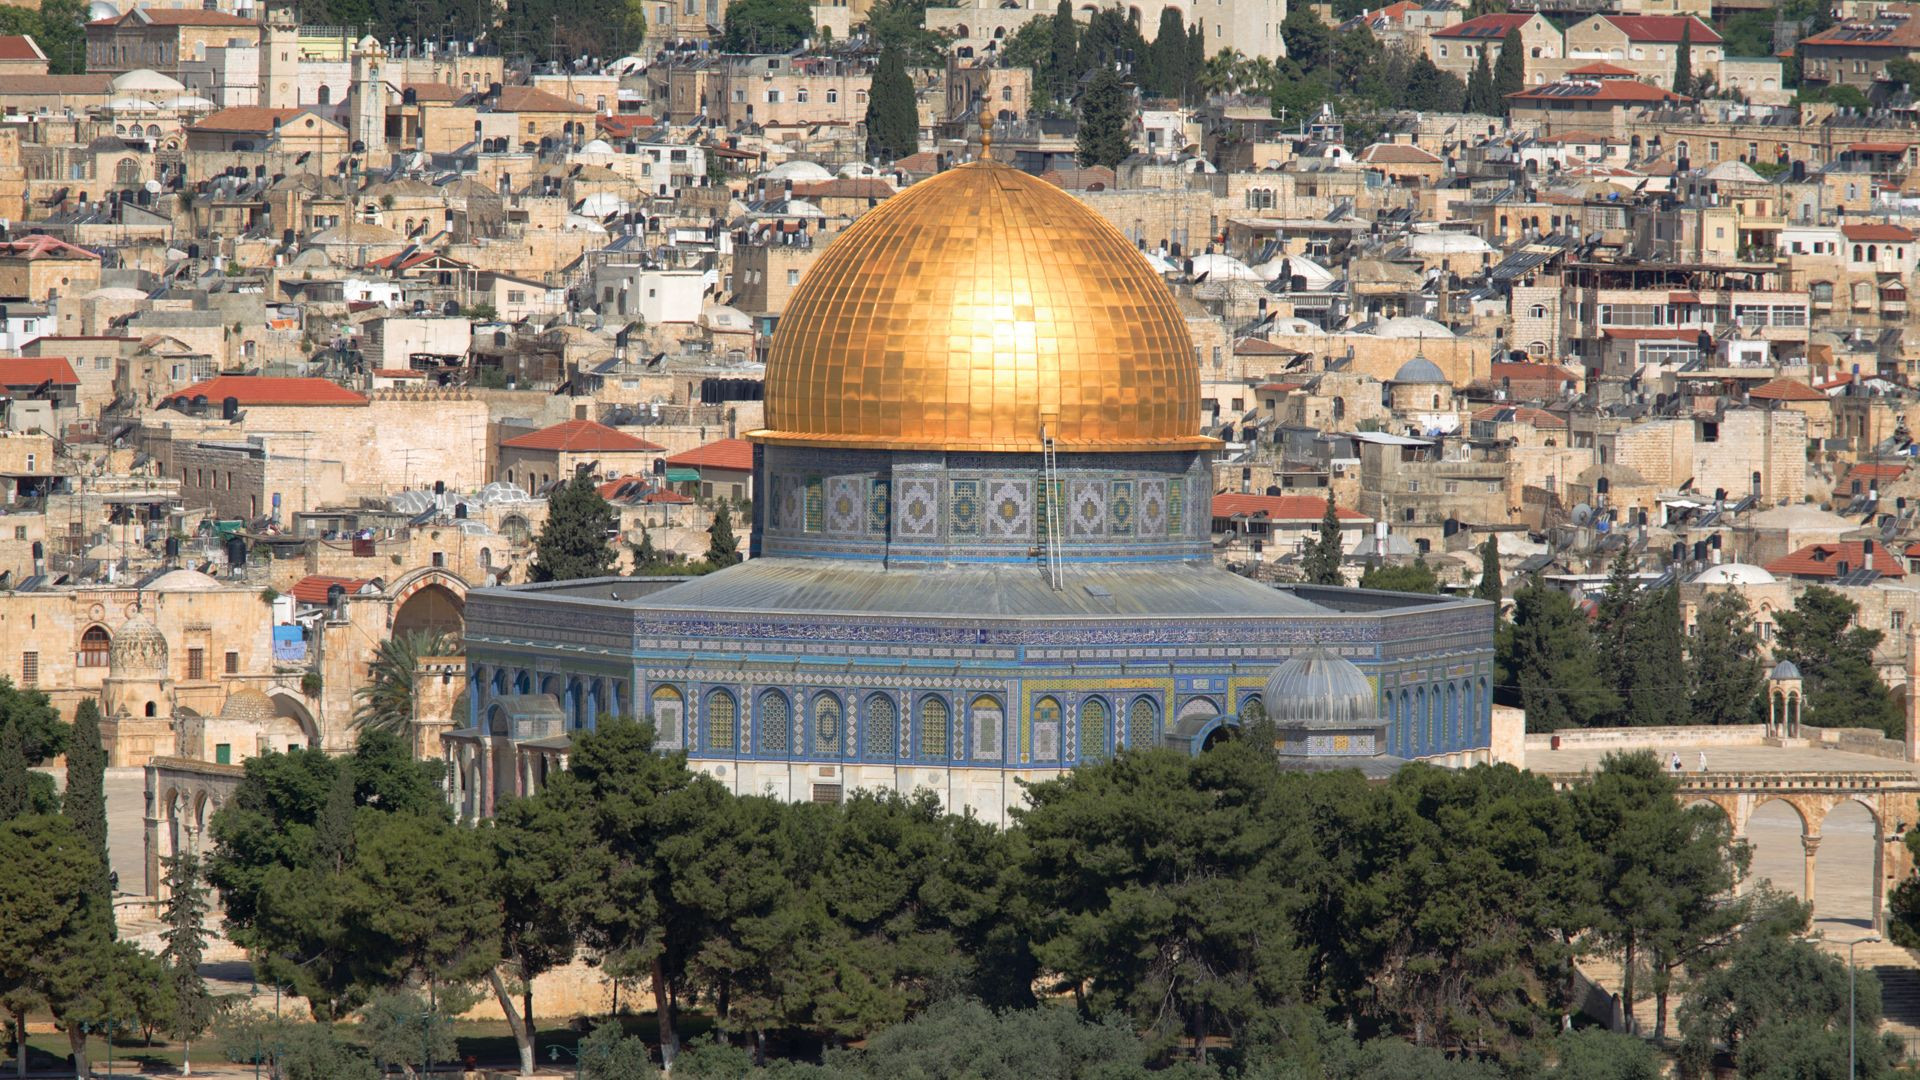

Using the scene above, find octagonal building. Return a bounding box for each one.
[455,155,1496,822]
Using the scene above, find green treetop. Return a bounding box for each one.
[531,472,619,583]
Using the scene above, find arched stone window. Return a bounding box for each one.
[758,691,788,753]
[1415,687,1427,754]
[864,694,896,759]
[144,701,157,717]
[1127,696,1157,748]
[79,625,111,667]
[814,693,842,753]
[114,158,139,187]
[918,696,949,759]
[706,689,736,751]
[650,685,683,747]
[1447,683,1459,745]
[1078,697,1109,763]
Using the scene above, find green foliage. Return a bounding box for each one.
[1688,589,1765,725]
[1466,50,1499,115]
[705,502,743,568]
[1493,28,1525,108]
[866,0,946,65]
[824,998,1155,1077]
[1301,498,1345,585]
[0,723,29,822]
[578,1019,660,1078]
[159,852,214,1068]
[359,991,461,1075]
[1797,83,1870,109]
[1358,557,1440,593]
[1721,10,1774,59]
[1476,537,1503,603]
[0,814,96,1043]
[865,43,919,162]
[1546,1027,1663,1079]
[1772,586,1903,736]
[720,0,814,52]
[493,0,645,58]
[1043,0,1080,105]
[63,698,110,908]
[462,302,499,322]
[0,676,66,764]
[531,472,619,583]
[1506,578,1619,730]
[352,630,455,736]
[301,670,324,697]
[1673,19,1693,97]
[1144,8,1196,102]
[1074,67,1133,168]
[1623,585,1687,727]
[1678,933,1897,1079]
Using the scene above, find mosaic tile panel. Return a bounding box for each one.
[897,478,939,538]
[1109,480,1134,536]
[985,478,1033,540]
[1068,480,1106,539]
[826,476,863,536]
[867,479,890,535]
[1168,478,1186,535]
[804,477,825,533]
[1138,478,1167,537]
[949,479,982,539]
[775,474,803,532]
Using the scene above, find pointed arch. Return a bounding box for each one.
[1127,695,1158,748]
[814,692,843,754]
[917,695,950,760]
[758,689,790,754]
[706,688,737,751]
[1078,697,1110,764]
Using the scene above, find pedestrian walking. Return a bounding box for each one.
[1698,750,1707,773]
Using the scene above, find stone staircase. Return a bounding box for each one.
[1814,937,1920,1048]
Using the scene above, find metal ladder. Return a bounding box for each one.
[1041,424,1064,591]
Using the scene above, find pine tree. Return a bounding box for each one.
[631,527,661,574]
[705,503,742,569]
[1186,25,1205,103]
[530,472,618,582]
[1475,536,1503,604]
[1301,498,1345,585]
[1673,20,1693,96]
[1149,8,1189,100]
[1625,585,1688,726]
[1492,27,1525,114]
[0,722,28,822]
[1508,577,1621,730]
[1047,0,1079,104]
[313,762,356,871]
[1689,589,1765,725]
[1592,548,1640,671]
[64,698,111,911]
[864,42,918,163]
[160,852,213,1076]
[1467,50,1496,115]
[1076,66,1134,168]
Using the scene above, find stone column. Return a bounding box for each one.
[1803,834,1821,908]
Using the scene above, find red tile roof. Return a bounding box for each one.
[1849,142,1913,154]
[403,83,463,103]
[1748,377,1825,402]
[89,8,257,25]
[1210,494,1368,522]
[597,476,694,503]
[1603,15,1721,42]
[1358,143,1443,164]
[1765,541,1905,579]
[0,36,45,62]
[1256,381,1305,393]
[0,356,76,386]
[1492,361,1581,382]
[1842,223,1916,242]
[289,575,375,605]
[0,235,97,261]
[500,419,665,452]
[494,85,592,114]
[1842,461,1908,485]
[1567,61,1638,77]
[1434,13,1536,37]
[666,437,755,472]
[162,375,368,407]
[1471,404,1567,428]
[597,115,656,137]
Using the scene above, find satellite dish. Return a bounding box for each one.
[1571,503,1593,526]
[144,180,162,194]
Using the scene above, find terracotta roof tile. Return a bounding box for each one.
[1603,15,1721,42]
[494,85,592,114]
[0,36,46,62]
[1765,540,1905,579]
[666,437,754,471]
[1210,494,1368,522]
[1842,223,1915,242]
[500,419,666,452]
[190,106,303,134]
[1434,13,1536,37]
[162,375,367,407]
[0,356,77,386]
[1748,377,1825,402]
[289,575,374,604]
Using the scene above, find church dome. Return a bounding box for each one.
[109,616,168,678]
[750,157,1212,454]
[219,687,275,725]
[149,568,222,591]
[1263,646,1377,729]
[1390,355,1449,384]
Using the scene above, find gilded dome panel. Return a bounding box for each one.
[750,160,1213,453]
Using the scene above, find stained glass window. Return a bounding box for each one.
[815,694,842,753]
[920,697,949,759]
[759,691,788,753]
[1078,698,1109,763]
[1128,696,1157,748]
[971,695,1002,758]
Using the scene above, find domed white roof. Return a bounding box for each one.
[167,94,217,110]
[1254,254,1336,289]
[1694,562,1776,585]
[148,568,221,591]
[111,69,185,94]
[1373,315,1455,340]
[86,286,150,300]
[1408,231,1495,255]
[106,97,162,113]
[836,162,885,179]
[574,192,630,216]
[1263,646,1378,730]
[764,160,833,182]
[562,214,608,232]
[1188,253,1260,281]
[579,138,615,154]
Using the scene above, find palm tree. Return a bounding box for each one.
[1200,49,1245,96]
[353,630,456,735]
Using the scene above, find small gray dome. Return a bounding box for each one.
[109,617,168,678]
[1770,660,1802,680]
[1263,646,1377,729]
[1390,355,1448,384]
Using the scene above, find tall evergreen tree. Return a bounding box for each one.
[1148,9,1189,99]
[1301,498,1346,585]
[1476,536,1503,604]
[1466,50,1496,114]
[631,527,662,574]
[705,503,742,569]
[1186,25,1206,102]
[1673,20,1693,96]
[0,723,28,822]
[1046,0,1079,103]
[1772,586,1903,736]
[864,43,918,163]
[64,699,111,912]
[1689,589,1765,725]
[530,473,618,583]
[160,852,213,1077]
[1591,548,1640,668]
[1508,577,1620,730]
[1492,27,1525,113]
[1624,586,1688,727]
[1075,67,1133,168]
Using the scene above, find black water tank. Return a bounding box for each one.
[222,396,239,420]
[225,534,248,567]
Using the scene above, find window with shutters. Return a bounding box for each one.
[225,650,240,675]
[79,626,110,667]
[20,651,37,686]
[187,648,205,680]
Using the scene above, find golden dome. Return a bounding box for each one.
[748,158,1213,453]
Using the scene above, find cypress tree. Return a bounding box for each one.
[1186,25,1205,103]
[1673,19,1693,96]
[1688,589,1765,726]
[864,42,918,163]
[705,503,742,569]
[1301,498,1345,585]
[1475,536,1503,604]
[1047,0,1079,103]
[1149,8,1188,100]
[1625,585,1689,727]
[1075,66,1134,168]
[0,723,27,821]
[160,851,213,1076]
[530,472,619,582]
[64,698,111,910]
[1493,27,1525,114]
[1467,50,1496,115]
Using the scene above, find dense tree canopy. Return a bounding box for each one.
[721,0,815,52]
[531,473,619,583]
[1772,586,1903,736]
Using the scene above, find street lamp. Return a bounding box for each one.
[1843,933,1882,1080]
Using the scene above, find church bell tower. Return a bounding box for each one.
[260,0,299,110]
[349,35,389,163]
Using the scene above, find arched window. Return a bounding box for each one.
[79,625,111,667]
[706,689,736,751]
[814,693,842,753]
[1528,304,1547,319]
[1079,698,1109,764]
[1128,696,1157,748]
[970,695,1002,758]
[1447,683,1459,746]
[918,696,949,759]
[1033,696,1062,761]
[144,701,157,717]
[758,691,789,753]
[650,685,684,747]
[1426,688,1438,751]
[865,694,896,759]
[317,85,331,105]
[1387,692,1400,755]
[1415,688,1427,754]
[114,158,139,187]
